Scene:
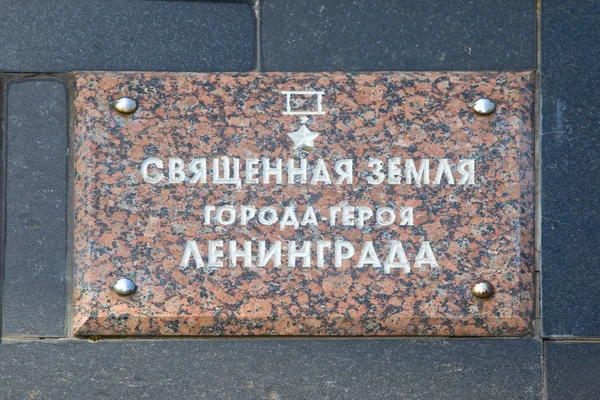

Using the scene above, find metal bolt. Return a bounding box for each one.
[473,98,495,115]
[114,97,137,114]
[471,280,494,299]
[113,278,136,296]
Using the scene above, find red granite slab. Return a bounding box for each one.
[72,72,535,336]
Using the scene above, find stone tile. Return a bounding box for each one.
[545,342,600,400]
[541,1,600,337]
[261,0,536,71]
[0,1,254,72]
[4,80,68,336]
[0,338,541,399]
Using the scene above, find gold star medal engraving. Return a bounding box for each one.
[287,118,321,149]
[282,91,325,150]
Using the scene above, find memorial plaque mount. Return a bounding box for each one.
[73,71,535,336]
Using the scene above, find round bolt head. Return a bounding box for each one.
[114,97,137,114]
[113,278,136,296]
[472,280,494,299]
[473,98,495,115]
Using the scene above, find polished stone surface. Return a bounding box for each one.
[4,80,68,336]
[261,0,536,71]
[546,342,600,399]
[0,339,542,399]
[72,71,535,336]
[541,0,600,337]
[0,0,254,72]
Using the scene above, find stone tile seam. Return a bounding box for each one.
[0,75,6,338]
[542,337,548,400]
[0,336,544,343]
[253,0,262,71]
[535,1,545,399]
[534,0,542,337]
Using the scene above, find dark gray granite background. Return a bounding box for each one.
[4,80,68,337]
[261,0,536,71]
[0,0,254,72]
[0,339,542,400]
[545,342,600,400]
[2,0,600,398]
[541,0,600,337]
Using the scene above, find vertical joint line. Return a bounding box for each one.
[253,0,262,71]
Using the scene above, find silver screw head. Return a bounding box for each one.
[114,97,137,114]
[113,278,136,296]
[473,98,495,115]
[472,280,494,299]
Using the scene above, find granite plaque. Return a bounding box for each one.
[73,72,535,336]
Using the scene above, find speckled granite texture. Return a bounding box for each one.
[73,72,534,336]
